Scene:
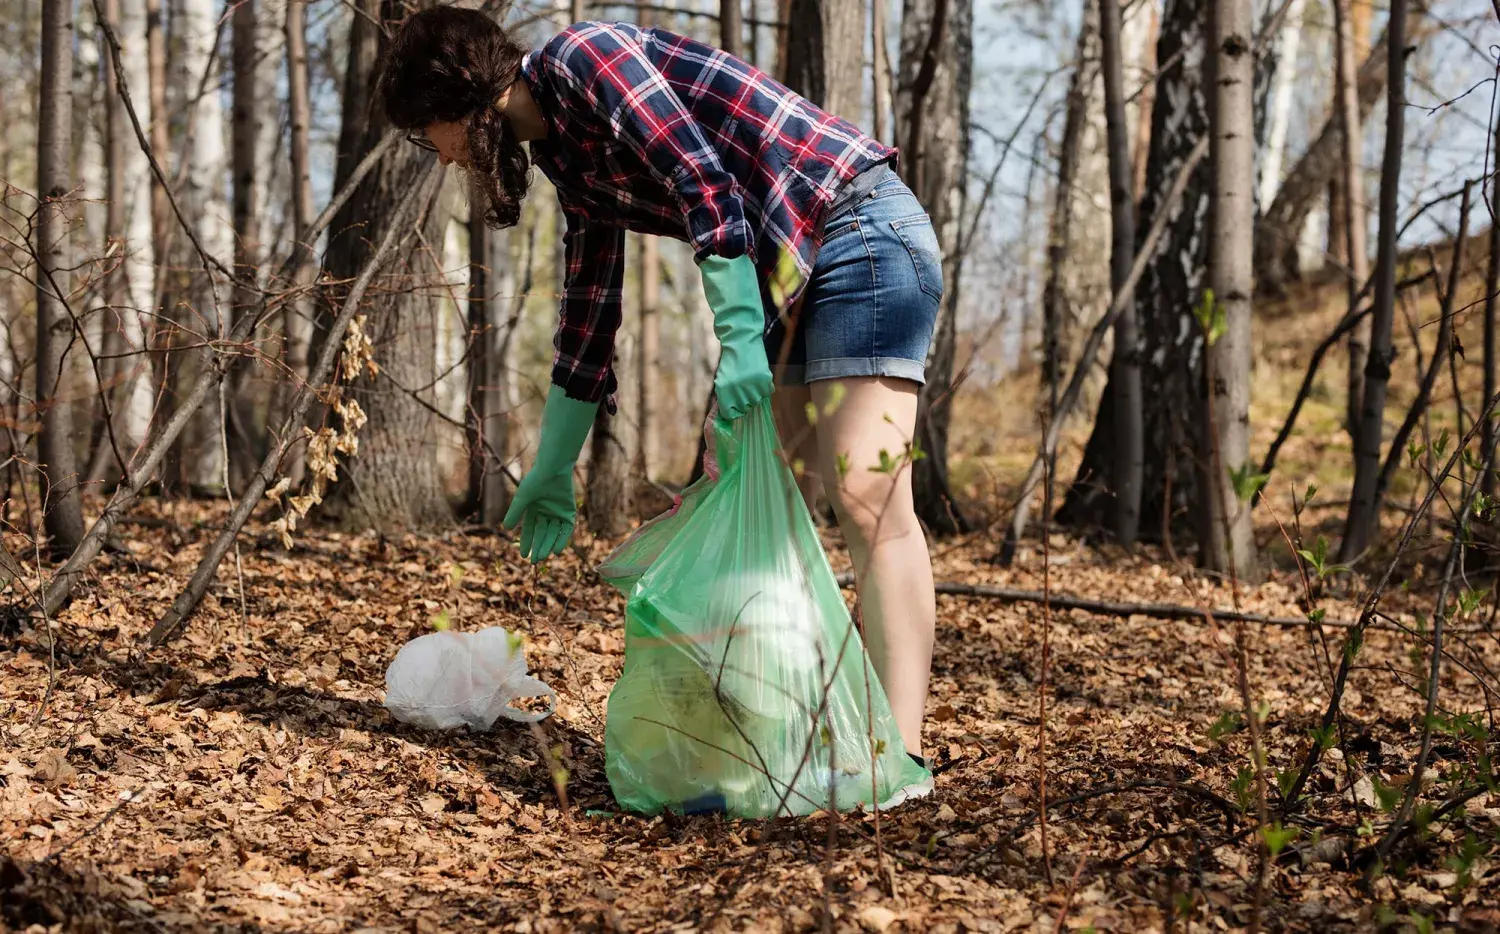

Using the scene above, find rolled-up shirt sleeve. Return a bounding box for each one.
[552,209,626,404]
[542,23,752,262]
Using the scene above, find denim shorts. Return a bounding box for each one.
[766,167,944,386]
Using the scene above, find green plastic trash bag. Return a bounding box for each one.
[598,402,928,817]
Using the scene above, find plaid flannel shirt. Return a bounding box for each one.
[521,21,896,404]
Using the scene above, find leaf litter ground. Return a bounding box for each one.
[3,498,1499,932]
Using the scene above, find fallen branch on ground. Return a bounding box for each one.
[832,574,1472,633]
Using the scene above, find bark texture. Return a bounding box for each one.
[1338,0,1408,564]
[1253,5,1427,295]
[895,0,973,535]
[1202,0,1259,580]
[1059,0,1214,542]
[37,0,86,555]
[785,0,866,121]
[321,0,451,531]
[1099,0,1142,546]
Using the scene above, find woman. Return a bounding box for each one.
[380,6,940,791]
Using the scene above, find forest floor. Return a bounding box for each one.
[4,494,1500,933]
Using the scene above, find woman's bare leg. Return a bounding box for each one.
[771,383,823,511]
[809,376,935,757]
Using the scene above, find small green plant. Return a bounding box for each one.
[1230,461,1270,503]
[1297,535,1351,580]
[1195,289,1227,346]
[1406,911,1435,934]
[1446,833,1487,888]
[1455,588,1488,618]
[1295,482,1318,517]
[1207,710,1243,744]
[1371,775,1403,813]
[1408,440,1428,467]
[1231,767,1254,812]
[1261,822,1299,860]
[1344,627,1365,664]
[1309,723,1337,753]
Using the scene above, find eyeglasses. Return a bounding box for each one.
[406,132,439,153]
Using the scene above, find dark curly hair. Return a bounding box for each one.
[380,5,532,228]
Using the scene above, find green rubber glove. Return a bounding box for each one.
[700,254,774,420]
[502,384,598,563]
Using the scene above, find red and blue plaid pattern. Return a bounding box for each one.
[522,21,895,404]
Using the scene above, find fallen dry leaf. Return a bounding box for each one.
[857,904,901,932]
[33,749,75,788]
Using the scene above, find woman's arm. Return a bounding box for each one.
[539,23,752,263]
[554,207,627,404]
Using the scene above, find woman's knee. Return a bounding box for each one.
[828,470,919,550]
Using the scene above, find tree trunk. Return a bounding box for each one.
[482,218,531,525]
[586,272,634,537]
[1058,0,1213,542]
[775,0,792,79]
[1041,12,1094,405]
[586,403,633,536]
[102,0,129,470]
[1484,101,1500,501]
[173,0,232,494]
[1203,0,1258,580]
[1332,0,1370,447]
[1131,1,1158,206]
[322,0,451,531]
[1338,0,1407,564]
[637,235,661,481]
[785,0,866,120]
[1257,0,1304,208]
[892,0,971,536]
[467,213,493,519]
[229,0,263,491]
[1253,5,1426,295]
[720,0,742,56]
[88,0,157,488]
[146,0,168,268]
[1100,0,1141,546]
[281,0,314,488]
[38,0,87,557]
[872,0,892,143]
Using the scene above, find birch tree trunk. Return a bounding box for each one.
[1059,0,1214,541]
[1253,6,1426,294]
[281,0,313,488]
[1203,0,1258,580]
[1041,11,1095,420]
[1338,0,1407,565]
[86,0,128,487]
[1100,0,1141,546]
[116,0,157,453]
[1257,0,1305,207]
[175,0,232,494]
[38,0,87,555]
[1333,0,1370,445]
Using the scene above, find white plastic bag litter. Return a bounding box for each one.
[384,628,557,730]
